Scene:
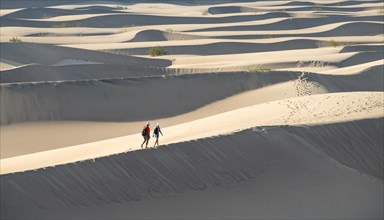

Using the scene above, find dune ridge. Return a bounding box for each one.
[1,119,382,219]
[0,71,299,124]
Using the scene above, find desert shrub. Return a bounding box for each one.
[312,7,323,12]
[164,27,174,33]
[328,40,341,47]
[148,46,169,56]
[202,10,209,15]
[9,37,22,43]
[115,5,128,10]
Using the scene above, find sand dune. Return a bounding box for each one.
[2,66,382,123]
[2,65,382,158]
[0,64,166,83]
[169,48,382,70]
[189,16,383,32]
[114,38,382,57]
[0,42,170,67]
[208,5,380,14]
[341,43,384,53]
[0,79,317,158]
[1,0,383,219]
[319,60,383,75]
[1,119,383,219]
[129,29,207,42]
[115,39,323,56]
[0,71,299,124]
[338,51,383,67]
[208,6,261,14]
[2,6,122,19]
[1,12,289,28]
[1,91,383,174]
[317,64,384,91]
[206,22,384,39]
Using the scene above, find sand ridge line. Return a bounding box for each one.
[1,91,383,174]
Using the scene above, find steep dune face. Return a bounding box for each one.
[129,29,207,42]
[2,6,122,19]
[189,16,384,32]
[0,72,298,124]
[208,6,260,14]
[316,64,384,92]
[0,64,166,83]
[1,119,382,219]
[2,67,382,124]
[116,39,323,56]
[0,43,171,67]
[285,119,384,180]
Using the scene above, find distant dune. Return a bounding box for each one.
[0,43,171,67]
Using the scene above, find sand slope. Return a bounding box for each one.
[0,42,170,67]
[0,71,301,124]
[1,119,383,219]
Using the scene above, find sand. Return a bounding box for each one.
[1,0,383,219]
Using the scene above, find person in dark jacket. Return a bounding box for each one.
[153,123,163,147]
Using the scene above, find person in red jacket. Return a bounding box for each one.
[141,122,151,148]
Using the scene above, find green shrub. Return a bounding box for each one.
[164,27,174,33]
[312,7,323,12]
[148,46,169,56]
[202,10,209,15]
[328,40,341,47]
[9,37,22,43]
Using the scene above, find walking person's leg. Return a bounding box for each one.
[145,136,149,148]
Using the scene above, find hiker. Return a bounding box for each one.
[141,122,151,148]
[153,123,163,147]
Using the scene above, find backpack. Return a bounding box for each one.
[141,127,146,136]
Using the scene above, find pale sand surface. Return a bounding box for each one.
[1,0,383,219]
[1,91,383,174]
[1,80,309,158]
